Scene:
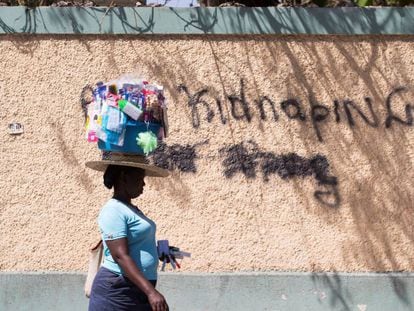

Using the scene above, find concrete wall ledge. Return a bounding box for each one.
[0,7,413,35]
[2,271,414,310]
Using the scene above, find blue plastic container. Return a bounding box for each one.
[98,120,161,155]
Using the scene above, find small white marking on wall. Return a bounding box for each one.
[357,304,367,311]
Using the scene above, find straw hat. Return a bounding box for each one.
[86,151,169,177]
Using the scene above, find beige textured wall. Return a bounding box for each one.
[0,35,413,272]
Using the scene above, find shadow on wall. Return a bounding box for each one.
[138,34,413,295]
[270,37,414,271]
[0,7,166,37]
[261,37,413,306]
[49,121,95,193]
[0,7,408,36]
[311,272,354,311]
[311,271,413,310]
[275,40,413,311]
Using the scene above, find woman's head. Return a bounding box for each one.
[104,165,146,199]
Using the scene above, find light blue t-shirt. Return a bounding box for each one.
[98,198,158,280]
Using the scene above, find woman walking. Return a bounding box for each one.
[86,153,169,311]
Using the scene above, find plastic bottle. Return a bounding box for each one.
[87,131,98,142]
[97,83,107,101]
[86,100,101,143]
[118,99,142,121]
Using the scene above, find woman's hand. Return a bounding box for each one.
[147,290,169,311]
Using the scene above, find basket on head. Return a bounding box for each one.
[84,76,169,177]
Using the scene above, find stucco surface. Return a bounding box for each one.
[0,35,413,272]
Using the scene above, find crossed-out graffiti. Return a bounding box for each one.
[150,141,340,208]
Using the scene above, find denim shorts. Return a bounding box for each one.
[88,267,157,311]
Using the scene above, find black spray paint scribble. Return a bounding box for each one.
[150,141,208,173]
[178,80,414,142]
[220,141,340,208]
[149,140,340,208]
